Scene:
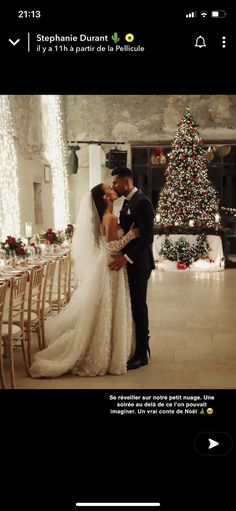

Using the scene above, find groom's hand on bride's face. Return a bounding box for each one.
[109,255,127,271]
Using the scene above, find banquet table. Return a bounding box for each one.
[0,247,71,307]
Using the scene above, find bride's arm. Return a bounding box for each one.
[105,215,136,253]
[105,214,119,242]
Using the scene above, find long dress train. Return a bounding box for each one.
[30,231,135,377]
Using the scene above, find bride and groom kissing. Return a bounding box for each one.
[30,166,155,378]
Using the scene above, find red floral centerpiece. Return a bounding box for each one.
[151,148,167,165]
[154,148,163,157]
[40,228,62,245]
[1,236,29,258]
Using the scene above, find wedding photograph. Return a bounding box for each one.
[1,94,236,390]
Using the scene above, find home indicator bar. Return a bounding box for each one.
[76,504,161,508]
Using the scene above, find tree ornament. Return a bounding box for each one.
[155,108,220,230]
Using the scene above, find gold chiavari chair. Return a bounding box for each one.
[2,274,29,389]
[0,282,8,388]
[19,266,44,367]
[40,260,57,348]
[67,253,76,302]
[52,254,70,313]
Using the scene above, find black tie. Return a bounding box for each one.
[122,199,129,208]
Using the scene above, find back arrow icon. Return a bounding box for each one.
[208,438,219,449]
[9,39,20,46]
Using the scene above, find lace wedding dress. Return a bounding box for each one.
[30,227,135,378]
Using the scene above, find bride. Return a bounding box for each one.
[30,183,137,378]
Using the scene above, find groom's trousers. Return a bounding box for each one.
[127,268,151,358]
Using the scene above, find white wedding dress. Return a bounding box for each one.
[30,226,135,378]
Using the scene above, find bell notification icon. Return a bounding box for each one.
[195,35,206,48]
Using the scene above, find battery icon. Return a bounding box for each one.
[211,10,227,18]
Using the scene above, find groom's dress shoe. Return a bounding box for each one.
[127,356,148,370]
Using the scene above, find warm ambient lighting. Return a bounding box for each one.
[0,95,21,238]
[41,95,69,230]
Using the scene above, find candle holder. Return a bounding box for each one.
[25,222,32,238]
[26,236,32,246]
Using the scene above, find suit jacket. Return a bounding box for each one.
[119,190,155,273]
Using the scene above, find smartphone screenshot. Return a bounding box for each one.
[0,5,235,510]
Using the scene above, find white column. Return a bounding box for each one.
[89,144,102,189]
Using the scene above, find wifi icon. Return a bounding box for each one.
[200,11,208,17]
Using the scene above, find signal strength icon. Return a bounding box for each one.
[186,11,196,18]
[200,11,208,17]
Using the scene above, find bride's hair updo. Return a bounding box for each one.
[91,183,107,222]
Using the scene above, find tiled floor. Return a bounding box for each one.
[2,268,236,389]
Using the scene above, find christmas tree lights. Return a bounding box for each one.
[156,108,220,230]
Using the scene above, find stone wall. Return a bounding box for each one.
[65,95,236,220]
[7,94,236,230]
[10,95,54,235]
[65,95,236,142]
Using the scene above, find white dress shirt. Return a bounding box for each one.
[123,187,138,264]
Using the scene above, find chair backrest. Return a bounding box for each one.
[57,254,70,311]
[0,282,7,327]
[27,266,44,321]
[0,282,8,388]
[3,274,28,389]
[67,251,76,301]
[41,260,57,316]
[8,274,28,334]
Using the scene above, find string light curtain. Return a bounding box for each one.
[0,95,21,238]
[41,95,69,230]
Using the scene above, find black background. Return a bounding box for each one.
[0,4,235,93]
[0,4,235,510]
[1,390,235,509]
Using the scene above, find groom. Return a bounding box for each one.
[109,166,155,369]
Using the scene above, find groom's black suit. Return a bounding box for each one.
[119,190,155,359]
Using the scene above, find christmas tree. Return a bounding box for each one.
[194,233,211,258]
[156,108,220,230]
[159,233,211,265]
[159,237,177,261]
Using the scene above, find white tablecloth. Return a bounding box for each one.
[153,234,224,271]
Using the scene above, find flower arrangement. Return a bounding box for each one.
[151,147,167,165]
[40,228,62,245]
[1,236,29,258]
[154,148,163,157]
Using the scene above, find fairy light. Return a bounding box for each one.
[41,95,69,230]
[0,95,21,238]
[156,108,220,229]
